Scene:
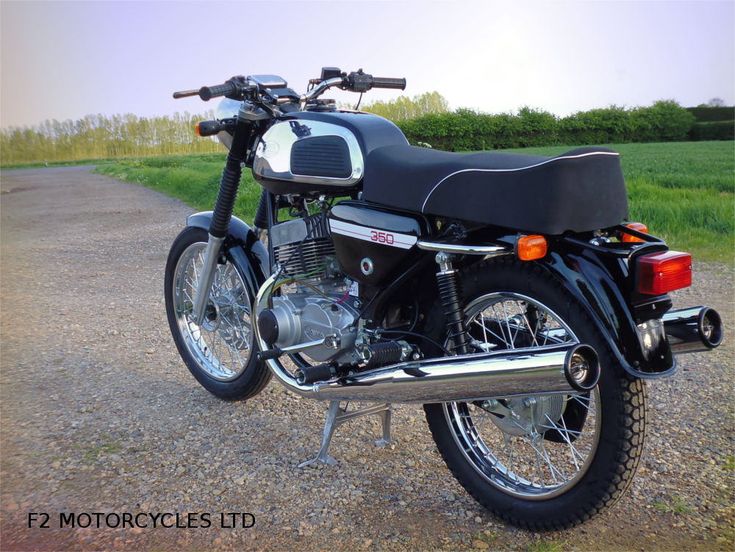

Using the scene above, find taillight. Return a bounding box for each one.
[636,251,692,295]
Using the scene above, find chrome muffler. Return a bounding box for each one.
[254,274,600,404]
[663,306,723,354]
[304,343,599,403]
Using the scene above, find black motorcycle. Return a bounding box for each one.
[166,68,723,530]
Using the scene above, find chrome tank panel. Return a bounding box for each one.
[253,120,364,188]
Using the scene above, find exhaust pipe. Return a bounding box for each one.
[254,275,600,404]
[663,306,723,354]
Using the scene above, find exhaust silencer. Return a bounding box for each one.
[306,343,600,403]
[663,306,723,354]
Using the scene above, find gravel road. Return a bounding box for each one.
[0,166,733,551]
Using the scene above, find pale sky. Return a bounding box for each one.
[1,0,733,128]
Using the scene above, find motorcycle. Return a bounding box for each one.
[166,68,723,530]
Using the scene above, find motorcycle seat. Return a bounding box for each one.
[361,145,629,235]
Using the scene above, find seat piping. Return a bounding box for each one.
[419,150,620,213]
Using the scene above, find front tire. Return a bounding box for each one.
[165,226,270,400]
[424,258,647,530]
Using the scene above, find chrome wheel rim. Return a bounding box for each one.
[172,242,253,381]
[444,292,602,500]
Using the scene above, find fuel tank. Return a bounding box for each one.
[328,201,429,286]
[253,111,407,195]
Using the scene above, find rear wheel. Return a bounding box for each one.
[165,227,270,400]
[424,259,647,530]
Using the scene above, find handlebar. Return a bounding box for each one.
[173,69,407,104]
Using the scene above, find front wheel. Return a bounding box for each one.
[424,259,647,530]
[164,226,270,400]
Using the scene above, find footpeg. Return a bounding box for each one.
[294,363,336,385]
[298,401,392,468]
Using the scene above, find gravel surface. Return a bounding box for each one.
[0,166,733,551]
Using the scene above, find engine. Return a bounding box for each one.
[258,214,360,363]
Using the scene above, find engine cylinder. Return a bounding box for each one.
[271,214,335,279]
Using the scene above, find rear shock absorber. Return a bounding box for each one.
[435,252,470,355]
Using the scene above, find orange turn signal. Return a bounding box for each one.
[621,222,649,243]
[517,235,547,261]
[194,122,202,137]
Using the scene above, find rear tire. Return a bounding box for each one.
[424,258,647,530]
[165,227,271,401]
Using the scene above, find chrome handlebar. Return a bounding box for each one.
[300,77,346,103]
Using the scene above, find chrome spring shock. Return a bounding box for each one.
[435,252,470,354]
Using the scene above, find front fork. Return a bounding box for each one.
[191,235,225,325]
[191,120,253,325]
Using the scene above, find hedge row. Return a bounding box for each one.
[396,101,724,151]
[686,106,735,122]
[688,120,735,141]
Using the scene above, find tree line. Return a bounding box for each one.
[0,111,220,165]
[1,93,731,165]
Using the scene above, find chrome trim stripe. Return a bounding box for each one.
[416,241,509,256]
[420,151,620,212]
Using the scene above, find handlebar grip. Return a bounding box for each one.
[371,77,406,90]
[199,82,238,101]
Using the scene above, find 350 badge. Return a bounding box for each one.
[370,230,394,245]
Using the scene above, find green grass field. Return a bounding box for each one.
[95,141,734,262]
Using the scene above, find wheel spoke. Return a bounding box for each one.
[472,317,505,345]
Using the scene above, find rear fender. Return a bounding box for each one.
[186,211,270,296]
[539,243,675,378]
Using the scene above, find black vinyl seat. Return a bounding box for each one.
[362,145,629,235]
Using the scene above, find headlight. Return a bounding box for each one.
[214,98,241,150]
[216,98,241,119]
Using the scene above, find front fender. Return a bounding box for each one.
[186,211,270,294]
[539,244,675,379]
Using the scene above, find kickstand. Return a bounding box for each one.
[298,401,392,468]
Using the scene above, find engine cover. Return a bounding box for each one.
[263,289,359,363]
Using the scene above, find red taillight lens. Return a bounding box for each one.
[636,251,692,295]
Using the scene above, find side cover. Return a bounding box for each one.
[328,201,429,286]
